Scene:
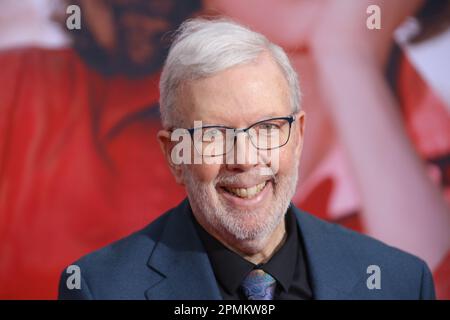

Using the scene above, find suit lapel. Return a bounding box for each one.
[145,199,362,299]
[145,199,222,300]
[293,206,363,299]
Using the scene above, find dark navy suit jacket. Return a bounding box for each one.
[58,199,435,299]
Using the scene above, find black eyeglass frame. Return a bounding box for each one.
[178,114,296,156]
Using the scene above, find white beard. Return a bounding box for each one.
[183,161,299,252]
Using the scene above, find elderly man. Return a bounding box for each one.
[58,18,435,300]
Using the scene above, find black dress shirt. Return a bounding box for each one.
[191,206,313,300]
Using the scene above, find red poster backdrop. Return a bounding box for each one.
[0,0,449,299]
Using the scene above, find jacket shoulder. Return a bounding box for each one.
[58,208,173,299]
[293,207,435,299]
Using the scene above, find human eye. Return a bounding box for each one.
[255,121,282,132]
[260,122,280,130]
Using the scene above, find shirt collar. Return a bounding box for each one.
[192,207,299,295]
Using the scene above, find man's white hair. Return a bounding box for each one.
[159,17,301,128]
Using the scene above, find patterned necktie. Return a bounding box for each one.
[240,269,276,300]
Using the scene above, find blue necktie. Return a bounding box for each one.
[240,269,276,300]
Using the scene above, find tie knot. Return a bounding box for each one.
[240,269,276,300]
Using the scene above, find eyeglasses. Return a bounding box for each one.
[181,115,296,157]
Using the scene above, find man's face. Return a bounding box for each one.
[168,53,305,251]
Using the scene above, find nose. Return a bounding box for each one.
[225,131,260,172]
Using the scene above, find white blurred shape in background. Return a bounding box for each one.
[0,0,69,49]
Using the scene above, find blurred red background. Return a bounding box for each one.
[0,0,449,299]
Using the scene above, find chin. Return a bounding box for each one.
[217,209,281,246]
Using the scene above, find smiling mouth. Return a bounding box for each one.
[220,181,268,199]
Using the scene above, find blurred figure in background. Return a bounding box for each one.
[69,0,197,76]
[304,0,450,298]
[0,0,200,299]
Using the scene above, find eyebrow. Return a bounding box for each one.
[199,112,289,127]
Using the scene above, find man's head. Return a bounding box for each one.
[67,0,201,76]
[158,18,305,255]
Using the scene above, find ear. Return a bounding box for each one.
[157,129,185,185]
[294,111,306,158]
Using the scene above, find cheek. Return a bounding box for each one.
[274,144,298,176]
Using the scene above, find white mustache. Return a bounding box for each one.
[214,167,278,186]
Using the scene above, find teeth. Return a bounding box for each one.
[224,182,267,199]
